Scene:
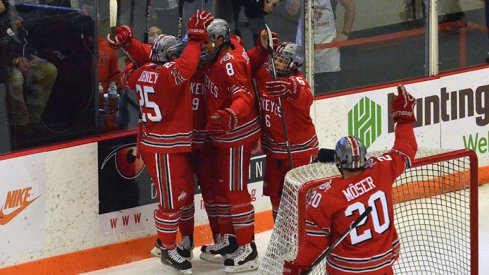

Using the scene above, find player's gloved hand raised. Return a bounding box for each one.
[283,261,307,275]
[107,25,133,48]
[265,77,299,99]
[392,84,416,123]
[207,108,238,132]
[258,28,280,51]
[187,10,214,41]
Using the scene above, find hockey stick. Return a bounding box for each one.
[109,0,118,28]
[305,206,373,274]
[177,0,185,39]
[265,24,294,170]
[144,0,152,43]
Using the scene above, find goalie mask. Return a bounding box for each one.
[335,136,367,173]
[150,34,183,63]
[270,42,303,77]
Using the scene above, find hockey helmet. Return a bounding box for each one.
[335,136,367,172]
[207,18,231,43]
[150,34,184,63]
[271,42,304,77]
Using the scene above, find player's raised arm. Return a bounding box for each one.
[174,10,214,80]
[107,25,151,66]
[391,84,418,167]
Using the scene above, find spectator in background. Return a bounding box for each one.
[286,0,355,93]
[214,0,281,44]
[1,0,57,134]
[0,0,11,152]
[148,25,163,44]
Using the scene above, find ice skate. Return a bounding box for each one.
[224,242,259,273]
[199,234,238,263]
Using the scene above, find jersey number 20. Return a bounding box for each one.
[136,84,163,122]
[345,190,390,245]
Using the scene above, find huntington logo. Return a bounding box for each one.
[348,97,382,149]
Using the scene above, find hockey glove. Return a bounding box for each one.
[283,261,308,275]
[207,108,238,132]
[107,25,133,48]
[392,84,416,123]
[265,77,299,99]
[257,28,280,51]
[187,10,214,41]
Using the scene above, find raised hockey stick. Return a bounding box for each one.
[177,0,185,39]
[109,0,118,28]
[144,0,152,43]
[265,24,294,170]
[305,206,373,274]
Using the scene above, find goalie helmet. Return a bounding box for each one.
[150,34,183,63]
[271,42,304,77]
[335,136,367,172]
[207,18,231,43]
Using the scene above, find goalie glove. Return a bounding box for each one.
[207,108,238,132]
[265,77,299,99]
[107,25,133,48]
[283,261,308,275]
[187,10,214,41]
[391,84,416,123]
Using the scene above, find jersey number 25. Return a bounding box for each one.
[136,84,162,123]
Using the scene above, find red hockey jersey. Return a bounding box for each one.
[127,41,201,153]
[255,67,318,159]
[292,123,417,274]
[203,38,260,147]
[191,67,207,150]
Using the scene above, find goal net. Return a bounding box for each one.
[258,149,478,275]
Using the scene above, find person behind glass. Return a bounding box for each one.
[283,84,418,275]
[198,18,261,273]
[254,41,319,221]
[286,0,355,93]
[214,0,281,43]
[1,0,57,134]
[109,10,213,274]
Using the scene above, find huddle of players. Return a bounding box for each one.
[107,9,418,275]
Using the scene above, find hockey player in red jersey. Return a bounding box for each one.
[254,42,319,220]
[198,18,261,273]
[112,10,213,274]
[283,84,418,275]
[108,23,218,262]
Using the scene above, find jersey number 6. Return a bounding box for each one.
[345,190,390,245]
[136,84,163,123]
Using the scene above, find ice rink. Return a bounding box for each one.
[84,184,489,275]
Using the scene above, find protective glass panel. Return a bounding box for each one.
[311,0,427,95]
[438,0,487,72]
[0,0,97,154]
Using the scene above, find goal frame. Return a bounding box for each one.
[293,149,479,274]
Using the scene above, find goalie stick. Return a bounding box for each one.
[305,206,373,274]
[265,24,294,170]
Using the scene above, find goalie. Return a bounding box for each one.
[283,85,418,275]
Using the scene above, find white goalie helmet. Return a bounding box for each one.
[335,136,368,172]
[150,34,183,63]
[271,42,304,77]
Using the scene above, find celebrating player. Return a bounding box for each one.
[110,10,213,274]
[283,85,418,275]
[254,41,319,220]
[199,18,261,273]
